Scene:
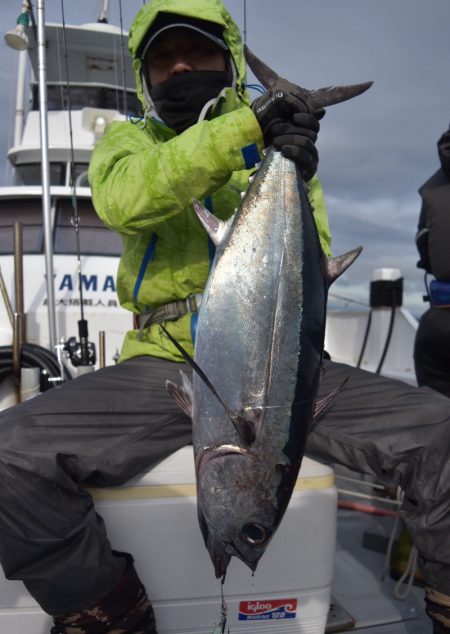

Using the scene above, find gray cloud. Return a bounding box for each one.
[1,0,449,317]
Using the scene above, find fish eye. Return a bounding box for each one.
[241,523,268,546]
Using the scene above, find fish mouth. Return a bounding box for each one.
[211,539,258,578]
[212,538,261,578]
[198,507,233,578]
[212,546,232,579]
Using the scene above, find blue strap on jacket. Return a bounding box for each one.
[430,279,450,307]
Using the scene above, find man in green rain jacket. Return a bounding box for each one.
[0,1,449,633]
[89,0,331,366]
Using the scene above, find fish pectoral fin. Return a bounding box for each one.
[192,199,233,247]
[313,377,349,420]
[229,412,257,446]
[166,375,193,418]
[160,325,248,432]
[231,406,265,446]
[230,406,264,447]
[326,246,363,287]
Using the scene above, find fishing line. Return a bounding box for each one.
[59,0,85,323]
[159,323,256,445]
[212,575,229,634]
[159,323,224,403]
[242,0,247,44]
[245,83,265,95]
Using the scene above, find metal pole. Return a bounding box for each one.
[13,50,27,148]
[37,0,57,352]
[13,221,26,342]
[0,266,14,327]
[98,0,110,23]
[99,331,106,369]
[13,222,26,402]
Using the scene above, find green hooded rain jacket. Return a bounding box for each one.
[88,0,332,363]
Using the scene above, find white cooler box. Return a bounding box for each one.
[0,448,337,634]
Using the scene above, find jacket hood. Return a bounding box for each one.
[128,0,249,115]
[438,127,450,175]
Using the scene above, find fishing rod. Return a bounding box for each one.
[37,0,58,353]
[57,0,131,369]
[58,0,97,369]
[117,0,129,115]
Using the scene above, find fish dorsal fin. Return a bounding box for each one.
[166,371,193,418]
[160,324,255,447]
[192,199,233,247]
[326,246,362,288]
[244,45,373,109]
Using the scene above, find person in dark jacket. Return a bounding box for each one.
[414,126,450,397]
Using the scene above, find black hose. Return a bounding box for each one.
[356,309,373,368]
[375,304,396,375]
[0,343,72,389]
[367,278,402,375]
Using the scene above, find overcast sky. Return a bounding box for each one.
[1,0,449,316]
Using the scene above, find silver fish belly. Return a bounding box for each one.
[192,148,332,577]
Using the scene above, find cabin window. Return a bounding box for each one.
[0,199,44,254]
[15,164,90,188]
[31,84,141,117]
[54,199,122,256]
[15,163,65,186]
[0,198,121,256]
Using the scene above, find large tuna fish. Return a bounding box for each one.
[167,49,371,579]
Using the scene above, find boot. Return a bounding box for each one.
[425,587,450,634]
[51,554,157,633]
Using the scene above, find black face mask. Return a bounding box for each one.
[438,129,450,175]
[149,70,231,134]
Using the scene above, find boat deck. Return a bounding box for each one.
[330,508,428,633]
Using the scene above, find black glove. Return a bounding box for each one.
[252,77,316,145]
[271,112,323,181]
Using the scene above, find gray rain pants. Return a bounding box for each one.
[0,355,448,615]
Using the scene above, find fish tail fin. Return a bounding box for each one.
[244,45,373,108]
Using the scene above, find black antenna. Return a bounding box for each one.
[118,0,129,115]
[243,0,247,44]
